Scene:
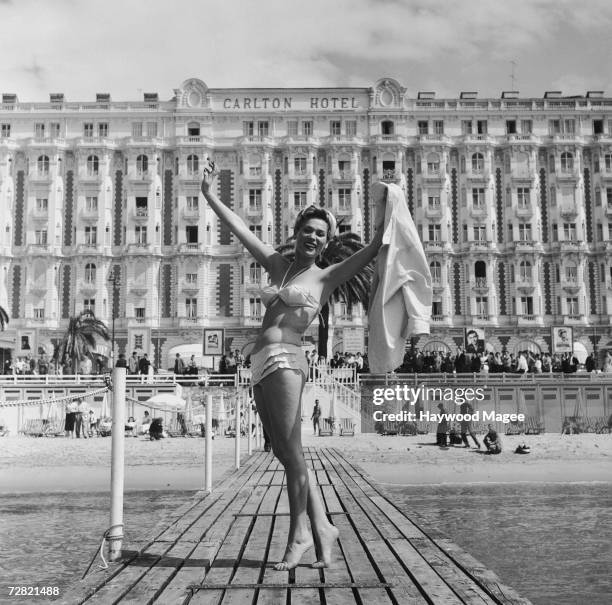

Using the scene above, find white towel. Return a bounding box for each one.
[368,183,432,373]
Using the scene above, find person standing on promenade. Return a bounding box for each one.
[311,400,321,435]
[128,351,139,375]
[459,400,480,448]
[138,353,151,375]
[435,402,449,446]
[75,397,89,439]
[65,398,78,438]
[174,353,185,375]
[201,164,386,570]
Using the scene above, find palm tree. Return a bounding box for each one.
[55,310,111,374]
[277,228,373,358]
[0,305,9,330]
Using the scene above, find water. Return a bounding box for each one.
[385,483,612,605]
[1,485,610,604]
[0,490,198,603]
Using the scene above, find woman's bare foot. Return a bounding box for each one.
[311,524,339,568]
[273,536,314,571]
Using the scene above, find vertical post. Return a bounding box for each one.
[234,392,241,469]
[247,389,253,456]
[109,366,126,561]
[205,392,213,493]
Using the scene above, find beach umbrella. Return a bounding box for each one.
[100,391,109,418]
[185,392,193,422]
[143,393,186,413]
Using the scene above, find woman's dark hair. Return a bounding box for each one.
[293,205,335,239]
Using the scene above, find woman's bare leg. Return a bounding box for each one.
[306,469,339,568]
[254,371,312,570]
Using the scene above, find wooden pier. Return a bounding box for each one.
[60,448,531,604]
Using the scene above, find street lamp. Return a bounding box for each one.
[107,268,120,368]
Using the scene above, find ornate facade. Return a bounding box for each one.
[1,78,612,368]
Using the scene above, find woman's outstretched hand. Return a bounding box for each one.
[201,157,216,196]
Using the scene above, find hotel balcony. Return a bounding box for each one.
[513,240,538,252]
[125,242,151,254]
[245,205,264,222]
[243,167,268,182]
[421,169,447,183]
[181,207,200,222]
[379,169,400,184]
[506,133,541,145]
[26,136,68,149]
[180,280,199,294]
[515,279,536,294]
[424,241,445,252]
[559,280,582,294]
[471,277,489,292]
[239,135,274,146]
[30,208,50,222]
[79,208,99,222]
[563,314,586,325]
[178,317,202,328]
[26,243,51,255]
[418,133,450,145]
[466,170,491,182]
[559,204,579,219]
[128,170,155,184]
[552,133,583,145]
[29,172,52,184]
[369,134,407,145]
[431,281,445,294]
[425,204,443,218]
[559,241,584,253]
[28,282,48,297]
[515,315,543,326]
[335,204,353,219]
[124,136,166,148]
[175,135,213,147]
[131,208,149,222]
[468,241,496,253]
[332,169,356,182]
[463,134,493,144]
[605,204,612,216]
[515,205,534,218]
[555,169,580,182]
[470,205,487,218]
[178,242,203,253]
[75,136,115,149]
[78,281,97,296]
[76,243,101,254]
[288,169,313,183]
[77,172,103,185]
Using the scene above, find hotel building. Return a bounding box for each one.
[1,77,612,369]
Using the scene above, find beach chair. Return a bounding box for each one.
[379,420,399,436]
[561,416,584,435]
[415,421,431,435]
[187,422,204,437]
[318,418,334,436]
[525,416,545,434]
[166,420,184,438]
[338,418,355,436]
[594,417,610,434]
[25,419,45,437]
[43,418,65,437]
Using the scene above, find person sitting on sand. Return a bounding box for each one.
[139,411,151,435]
[483,424,501,454]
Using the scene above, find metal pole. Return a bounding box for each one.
[205,392,213,492]
[235,392,241,469]
[247,389,253,456]
[109,366,126,561]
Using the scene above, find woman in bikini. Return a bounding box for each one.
[201,166,386,570]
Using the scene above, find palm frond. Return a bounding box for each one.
[0,305,9,330]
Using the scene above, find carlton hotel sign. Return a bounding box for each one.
[219,95,362,111]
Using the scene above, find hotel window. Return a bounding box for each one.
[605,154,612,172]
[345,121,357,136]
[49,122,60,138]
[85,226,97,246]
[506,120,516,134]
[521,119,532,134]
[249,297,262,319]
[249,189,262,210]
[136,154,148,175]
[36,198,48,212]
[132,122,143,137]
[294,157,307,174]
[243,121,254,136]
[564,119,575,133]
[430,261,441,281]
[87,155,99,176]
[249,262,261,283]
[475,297,488,316]
[34,123,45,138]
[428,224,441,241]
[476,120,488,134]
[85,263,96,283]
[474,225,486,242]
[146,122,157,137]
[135,225,147,244]
[565,265,577,282]
[98,123,108,137]
[34,308,45,320]
[560,152,573,172]
[135,197,148,215]
[1,123,10,137]
[428,195,440,209]
[518,224,532,241]
[563,223,576,241]
[417,121,428,135]
[517,187,530,207]
[287,121,298,136]
[187,154,199,175]
[471,153,484,173]
[519,260,532,281]
[186,272,197,284]
[257,121,269,137]
[302,121,313,136]
[330,121,341,136]
[293,191,307,209]
[549,119,561,135]
[338,160,350,177]
[520,296,533,315]
[35,229,48,245]
[37,155,49,175]
[432,301,442,317]
[566,297,579,315]
[83,122,94,138]
[249,225,262,240]
[186,225,198,243]
[185,299,197,319]
[135,306,146,321]
[84,299,95,313]
[433,120,444,135]
[472,188,485,207]
[462,120,473,135]
[338,189,351,209]
[381,120,394,135]
[607,188,612,206]
[427,153,440,174]
[187,196,198,211]
[85,196,98,212]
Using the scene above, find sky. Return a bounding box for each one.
[0,0,610,102]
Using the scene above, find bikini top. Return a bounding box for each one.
[256,264,320,310]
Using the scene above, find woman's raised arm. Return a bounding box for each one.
[201,171,281,272]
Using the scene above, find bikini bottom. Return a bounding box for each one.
[250,343,309,386]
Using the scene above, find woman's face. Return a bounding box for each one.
[295,218,328,258]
